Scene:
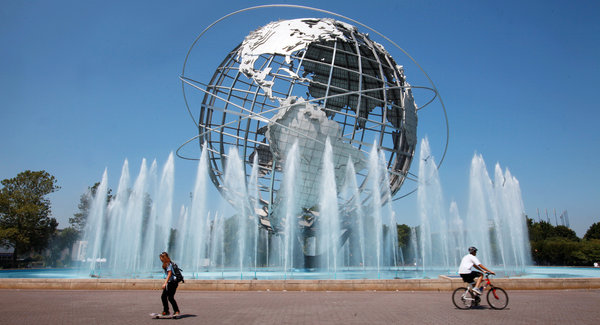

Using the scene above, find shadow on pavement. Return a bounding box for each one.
[176,314,197,319]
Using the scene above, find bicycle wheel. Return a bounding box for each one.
[486,287,509,310]
[452,287,474,309]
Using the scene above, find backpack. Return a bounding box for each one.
[172,263,184,283]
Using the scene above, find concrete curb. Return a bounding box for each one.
[2,277,600,291]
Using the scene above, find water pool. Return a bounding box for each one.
[1,266,599,280]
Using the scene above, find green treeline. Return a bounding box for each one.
[527,218,600,266]
[395,219,600,267]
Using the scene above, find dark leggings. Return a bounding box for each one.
[161,282,179,314]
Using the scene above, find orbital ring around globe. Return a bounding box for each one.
[179,4,448,166]
[176,5,449,231]
[178,77,437,184]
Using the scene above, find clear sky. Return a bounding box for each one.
[1,0,599,237]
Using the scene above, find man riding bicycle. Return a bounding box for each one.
[458,246,495,295]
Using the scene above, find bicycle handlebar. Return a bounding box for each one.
[473,271,495,277]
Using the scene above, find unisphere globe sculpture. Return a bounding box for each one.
[180,17,427,242]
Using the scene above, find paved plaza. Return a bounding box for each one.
[1,289,599,324]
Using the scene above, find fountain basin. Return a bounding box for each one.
[2,266,598,280]
[1,273,600,291]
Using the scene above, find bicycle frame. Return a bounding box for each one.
[464,274,496,302]
[453,273,509,310]
[483,274,502,300]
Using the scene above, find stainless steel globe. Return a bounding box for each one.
[178,15,437,233]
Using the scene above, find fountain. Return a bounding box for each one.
[80,138,407,279]
[318,138,342,273]
[281,141,299,275]
[80,137,531,279]
[78,12,530,280]
[413,138,531,276]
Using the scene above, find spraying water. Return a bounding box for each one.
[368,143,384,273]
[282,142,299,274]
[413,140,531,275]
[121,159,149,273]
[248,154,260,273]
[318,138,341,273]
[178,145,209,271]
[80,134,530,280]
[222,148,252,274]
[105,161,130,271]
[84,170,108,273]
[341,158,366,268]
[379,150,399,268]
[417,138,452,272]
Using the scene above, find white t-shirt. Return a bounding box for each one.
[458,254,481,274]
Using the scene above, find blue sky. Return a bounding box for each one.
[1,0,598,236]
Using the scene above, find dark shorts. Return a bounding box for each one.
[460,271,481,283]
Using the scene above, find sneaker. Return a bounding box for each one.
[472,288,482,295]
[173,312,180,318]
[161,312,169,316]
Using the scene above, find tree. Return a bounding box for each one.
[584,222,600,241]
[527,218,579,242]
[396,224,411,249]
[0,170,60,267]
[553,225,579,241]
[524,218,600,266]
[69,182,112,233]
[527,218,556,241]
[46,227,79,267]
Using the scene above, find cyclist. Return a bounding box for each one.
[458,246,495,295]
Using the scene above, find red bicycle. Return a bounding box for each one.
[452,273,509,310]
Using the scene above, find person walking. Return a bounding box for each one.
[159,252,180,317]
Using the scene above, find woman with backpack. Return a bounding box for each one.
[159,252,180,317]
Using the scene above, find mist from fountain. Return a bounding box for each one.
[413,139,531,275]
[84,169,108,273]
[222,148,252,274]
[491,161,531,271]
[318,138,342,273]
[282,141,299,274]
[417,138,452,272]
[209,211,225,270]
[341,158,365,268]
[140,160,158,272]
[367,143,384,272]
[465,154,495,267]
[449,201,467,267]
[177,145,209,271]
[121,159,148,272]
[379,150,400,268]
[144,154,174,270]
[105,160,130,270]
[81,142,402,278]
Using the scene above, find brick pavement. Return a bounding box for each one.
[1,289,599,324]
